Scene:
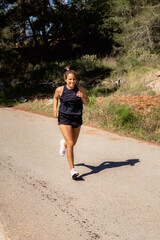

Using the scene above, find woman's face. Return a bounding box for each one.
[65,73,77,89]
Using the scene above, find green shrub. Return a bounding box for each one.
[88,96,96,107]
[114,104,137,125]
[104,102,138,129]
[87,85,110,97]
[79,54,102,70]
[117,48,160,72]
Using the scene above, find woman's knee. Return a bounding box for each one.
[66,140,74,148]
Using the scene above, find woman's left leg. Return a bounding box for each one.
[59,125,75,170]
[72,126,81,146]
[59,125,81,169]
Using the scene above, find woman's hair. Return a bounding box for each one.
[63,65,78,80]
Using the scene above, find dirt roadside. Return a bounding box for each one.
[97,95,160,113]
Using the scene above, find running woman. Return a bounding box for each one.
[53,66,89,179]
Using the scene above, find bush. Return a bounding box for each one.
[104,102,138,128]
[79,55,102,70]
[87,85,111,97]
[88,96,96,107]
[25,61,62,81]
[116,48,160,73]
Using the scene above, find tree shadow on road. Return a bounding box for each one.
[75,159,140,181]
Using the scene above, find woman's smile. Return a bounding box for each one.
[65,74,77,89]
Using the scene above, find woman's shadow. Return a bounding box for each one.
[75,159,140,181]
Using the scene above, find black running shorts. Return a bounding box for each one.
[58,113,82,128]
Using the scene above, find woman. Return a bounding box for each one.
[53,66,89,179]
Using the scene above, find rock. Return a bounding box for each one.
[111,79,121,88]
[114,79,121,87]
[19,97,27,103]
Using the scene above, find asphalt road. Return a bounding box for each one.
[0,107,160,240]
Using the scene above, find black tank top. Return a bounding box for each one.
[59,84,83,115]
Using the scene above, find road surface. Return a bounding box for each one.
[0,107,160,240]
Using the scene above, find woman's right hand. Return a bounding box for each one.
[53,110,58,118]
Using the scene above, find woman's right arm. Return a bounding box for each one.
[53,87,61,118]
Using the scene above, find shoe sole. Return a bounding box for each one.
[72,173,79,180]
[60,152,65,156]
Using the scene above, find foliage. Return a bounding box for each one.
[24,61,62,81]
[88,96,96,108]
[1,0,160,104]
[115,4,160,51]
[87,85,112,97]
[0,1,160,75]
[116,48,160,73]
[104,102,137,127]
[83,99,160,143]
[79,55,102,70]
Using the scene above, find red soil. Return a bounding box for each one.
[98,95,160,113]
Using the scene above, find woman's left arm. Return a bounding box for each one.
[77,85,89,106]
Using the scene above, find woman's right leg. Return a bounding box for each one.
[59,125,74,170]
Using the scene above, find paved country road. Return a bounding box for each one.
[0,107,160,240]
